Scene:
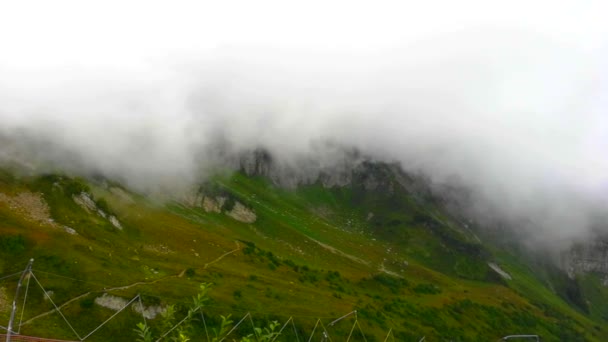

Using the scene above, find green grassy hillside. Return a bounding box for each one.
[0,168,606,341]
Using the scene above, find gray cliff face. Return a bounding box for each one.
[562,240,608,285]
[234,147,365,189]
[233,148,435,199]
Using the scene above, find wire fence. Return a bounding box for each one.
[1,268,396,342]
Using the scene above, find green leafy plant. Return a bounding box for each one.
[256,320,281,341]
[211,314,233,342]
[171,328,191,342]
[161,304,177,333]
[133,322,153,342]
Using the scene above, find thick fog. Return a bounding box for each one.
[1,1,607,246]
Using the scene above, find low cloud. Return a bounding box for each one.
[1,1,607,247]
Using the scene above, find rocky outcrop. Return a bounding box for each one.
[73,192,99,214]
[202,196,226,213]
[108,215,123,230]
[73,192,123,230]
[233,147,364,189]
[233,147,432,196]
[181,189,203,207]
[187,193,256,223]
[488,262,512,280]
[562,240,608,285]
[95,293,165,319]
[227,202,257,223]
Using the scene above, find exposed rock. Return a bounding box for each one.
[132,301,166,320]
[109,215,123,230]
[488,262,512,280]
[562,240,608,283]
[73,192,122,230]
[234,147,361,189]
[95,293,128,311]
[232,148,431,198]
[227,202,257,223]
[73,192,98,213]
[63,226,78,235]
[95,293,165,319]
[182,189,203,207]
[202,196,225,213]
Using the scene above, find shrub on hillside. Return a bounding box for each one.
[413,283,442,295]
[0,234,26,255]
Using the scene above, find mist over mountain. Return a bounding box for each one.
[1,1,607,250]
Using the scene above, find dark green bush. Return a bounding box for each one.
[80,297,95,309]
[373,274,408,293]
[413,283,442,295]
[0,234,26,255]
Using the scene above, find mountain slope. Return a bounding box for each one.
[0,165,606,341]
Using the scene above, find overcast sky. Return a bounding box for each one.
[1,1,607,246]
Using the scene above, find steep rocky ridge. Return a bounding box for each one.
[563,239,608,285]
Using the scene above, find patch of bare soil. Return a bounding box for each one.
[0,192,53,226]
[0,192,77,234]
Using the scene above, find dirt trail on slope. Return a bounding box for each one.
[204,241,240,268]
[308,237,369,266]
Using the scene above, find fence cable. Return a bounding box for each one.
[319,319,332,342]
[81,295,141,341]
[218,312,250,342]
[383,328,394,342]
[30,272,83,341]
[248,313,258,340]
[200,311,210,342]
[355,319,368,342]
[291,316,300,342]
[4,269,393,341]
[0,272,22,282]
[307,319,320,342]
[270,316,292,342]
[155,305,201,342]
[346,319,357,342]
[137,294,147,326]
